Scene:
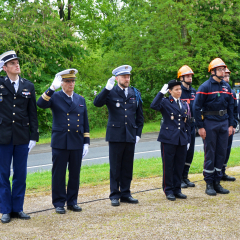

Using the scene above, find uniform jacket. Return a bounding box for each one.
[93,85,144,143]
[232,90,238,128]
[180,85,196,127]
[37,88,90,150]
[0,76,39,145]
[193,77,234,129]
[150,92,191,146]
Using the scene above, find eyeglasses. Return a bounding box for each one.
[216,68,226,72]
[63,80,76,83]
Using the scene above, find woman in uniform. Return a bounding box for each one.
[150,80,191,201]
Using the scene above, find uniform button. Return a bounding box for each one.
[77,125,79,127]
[179,114,181,116]
[125,115,127,117]
[68,129,70,132]
[178,127,180,129]
[77,119,79,121]
[186,130,187,132]
[125,109,127,111]
[125,102,126,104]
[14,97,16,99]
[178,119,180,121]
[78,114,80,116]
[178,123,180,125]
[68,119,70,121]
[67,113,69,115]
[125,122,127,124]
[68,124,70,126]
[76,130,78,132]
[13,120,15,123]
[13,105,15,107]
[112,124,114,126]
[27,123,29,125]
[13,113,15,115]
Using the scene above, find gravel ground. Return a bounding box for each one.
[1,167,240,240]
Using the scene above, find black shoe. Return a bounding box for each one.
[111,199,120,206]
[181,179,188,188]
[11,211,30,220]
[55,207,66,214]
[221,174,236,182]
[175,192,187,199]
[120,196,139,204]
[213,181,230,194]
[1,214,11,223]
[166,194,176,201]
[183,178,195,187]
[67,205,82,212]
[205,183,217,196]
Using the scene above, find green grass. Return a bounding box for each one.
[24,146,240,194]
[37,121,160,144]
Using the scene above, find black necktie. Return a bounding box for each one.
[12,82,16,92]
[177,99,181,109]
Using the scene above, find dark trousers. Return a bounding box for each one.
[52,148,83,208]
[109,142,135,200]
[222,134,233,174]
[0,140,28,214]
[203,119,228,183]
[182,124,196,178]
[161,142,187,196]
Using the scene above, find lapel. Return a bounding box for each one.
[60,90,72,107]
[126,87,135,101]
[116,85,126,99]
[68,93,78,112]
[17,77,24,95]
[3,76,15,95]
[169,95,181,113]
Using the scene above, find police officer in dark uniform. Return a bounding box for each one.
[221,68,237,181]
[93,65,144,207]
[150,80,191,201]
[0,51,39,223]
[178,65,197,188]
[193,58,234,196]
[37,69,90,214]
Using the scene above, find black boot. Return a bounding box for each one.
[221,173,236,182]
[213,181,230,194]
[181,178,188,188]
[183,176,195,187]
[205,183,216,196]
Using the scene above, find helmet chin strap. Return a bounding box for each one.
[181,76,191,86]
[211,68,224,80]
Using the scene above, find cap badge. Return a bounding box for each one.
[69,70,75,74]
[125,66,128,69]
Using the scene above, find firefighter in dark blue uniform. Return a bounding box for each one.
[94,65,144,207]
[0,51,39,224]
[221,68,237,181]
[37,69,90,214]
[193,58,234,196]
[150,80,191,201]
[178,65,197,188]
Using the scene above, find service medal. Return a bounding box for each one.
[171,116,174,120]
[116,102,120,107]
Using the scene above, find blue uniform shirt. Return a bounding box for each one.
[193,76,234,129]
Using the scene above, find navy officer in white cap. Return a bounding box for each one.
[0,50,39,223]
[37,69,90,214]
[94,65,144,206]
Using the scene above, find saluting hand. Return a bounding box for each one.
[160,84,169,95]
[50,75,62,90]
[106,76,116,90]
[0,60,4,72]
[198,128,206,140]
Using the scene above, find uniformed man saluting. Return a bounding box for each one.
[37,69,90,214]
[193,58,234,196]
[0,51,39,223]
[150,80,191,201]
[94,65,144,206]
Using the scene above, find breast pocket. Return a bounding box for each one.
[129,99,137,111]
[112,98,123,108]
[0,89,8,102]
[21,92,32,99]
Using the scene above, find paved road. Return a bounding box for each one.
[25,132,240,174]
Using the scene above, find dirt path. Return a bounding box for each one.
[1,167,240,239]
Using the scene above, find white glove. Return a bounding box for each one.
[136,136,140,144]
[50,75,62,90]
[82,144,89,158]
[187,143,190,151]
[28,140,36,153]
[160,84,169,95]
[0,60,4,72]
[106,76,116,90]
